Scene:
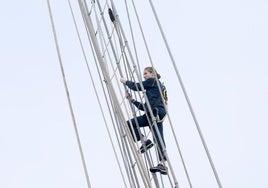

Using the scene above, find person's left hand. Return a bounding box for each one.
[125,91,132,100]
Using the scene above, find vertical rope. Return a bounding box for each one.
[46,1,91,188]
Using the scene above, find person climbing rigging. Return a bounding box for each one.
[120,66,168,175]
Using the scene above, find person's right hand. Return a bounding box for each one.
[120,78,127,84]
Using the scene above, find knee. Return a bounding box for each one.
[158,109,166,120]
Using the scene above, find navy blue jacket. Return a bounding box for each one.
[126,78,166,115]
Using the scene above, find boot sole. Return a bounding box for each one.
[140,143,154,153]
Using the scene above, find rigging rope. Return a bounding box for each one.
[147,1,223,187]
[46,1,91,188]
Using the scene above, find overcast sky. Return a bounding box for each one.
[0,0,267,188]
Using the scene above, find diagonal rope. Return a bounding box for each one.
[46,1,91,188]
[148,1,223,187]
[66,0,132,187]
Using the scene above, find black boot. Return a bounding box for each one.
[150,163,168,175]
[139,139,154,153]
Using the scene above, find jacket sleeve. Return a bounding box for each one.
[132,100,145,111]
[125,78,155,91]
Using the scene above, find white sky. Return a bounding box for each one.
[0,0,267,188]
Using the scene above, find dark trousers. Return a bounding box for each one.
[127,109,166,161]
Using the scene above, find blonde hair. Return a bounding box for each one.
[144,67,161,79]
